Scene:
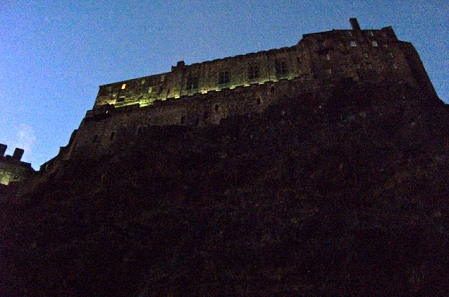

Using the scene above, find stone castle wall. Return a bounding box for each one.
[92,19,434,111]
[0,144,34,186]
[40,19,437,171]
[68,78,325,158]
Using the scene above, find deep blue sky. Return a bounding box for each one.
[1,1,448,169]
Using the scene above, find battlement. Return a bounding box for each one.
[0,143,34,186]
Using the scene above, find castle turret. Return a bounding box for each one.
[0,144,7,157]
[12,148,24,161]
[0,145,34,186]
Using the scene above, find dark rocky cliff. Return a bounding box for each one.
[1,81,448,296]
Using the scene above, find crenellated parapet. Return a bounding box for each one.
[0,144,34,186]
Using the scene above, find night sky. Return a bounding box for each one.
[1,1,448,169]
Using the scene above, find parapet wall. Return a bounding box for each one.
[68,77,327,158]
[0,144,34,186]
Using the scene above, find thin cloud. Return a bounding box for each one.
[16,124,36,155]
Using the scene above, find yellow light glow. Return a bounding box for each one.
[121,83,126,90]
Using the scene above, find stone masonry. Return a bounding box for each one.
[41,18,437,172]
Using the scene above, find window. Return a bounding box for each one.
[218,71,230,84]
[186,74,199,90]
[363,52,369,58]
[355,64,361,69]
[367,63,373,69]
[275,60,288,76]
[372,41,378,47]
[350,41,357,47]
[247,65,260,80]
[326,69,332,74]
[121,83,126,90]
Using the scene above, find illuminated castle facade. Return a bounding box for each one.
[42,18,436,171]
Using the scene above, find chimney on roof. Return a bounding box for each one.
[12,148,24,161]
[350,18,361,31]
[0,144,6,157]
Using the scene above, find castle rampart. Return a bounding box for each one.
[39,18,437,171]
[0,144,34,186]
[92,18,434,112]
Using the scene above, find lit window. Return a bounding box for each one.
[350,41,357,47]
[326,69,332,74]
[248,65,260,80]
[363,52,369,57]
[218,71,230,84]
[141,79,146,84]
[121,83,126,90]
[372,41,378,47]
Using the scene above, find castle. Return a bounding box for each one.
[0,144,34,186]
[40,18,436,173]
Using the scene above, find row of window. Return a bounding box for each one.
[350,40,379,47]
[321,49,393,61]
[185,60,290,90]
[109,38,389,97]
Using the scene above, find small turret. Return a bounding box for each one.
[12,148,24,161]
[0,143,7,157]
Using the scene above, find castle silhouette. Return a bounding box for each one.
[37,18,436,173]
